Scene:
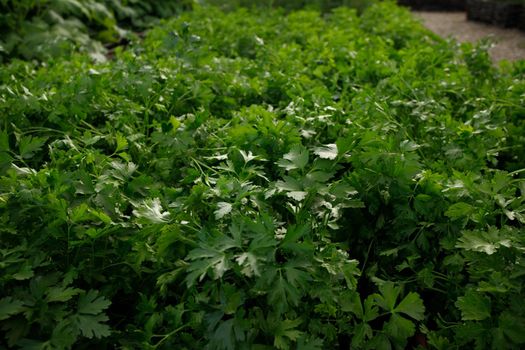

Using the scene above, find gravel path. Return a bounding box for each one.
[414,11,525,62]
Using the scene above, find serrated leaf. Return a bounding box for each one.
[115,133,128,152]
[133,198,170,224]
[13,264,34,280]
[46,286,82,303]
[305,170,333,183]
[276,176,307,201]
[18,136,47,159]
[286,191,307,201]
[51,318,78,348]
[363,296,380,322]
[74,314,111,339]
[90,209,112,224]
[110,160,137,180]
[313,143,338,160]
[399,140,420,152]
[235,252,260,277]
[394,292,425,321]
[69,203,91,223]
[277,145,309,171]
[260,266,302,315]
[215,202,232,219]
[282,223,310,245]
[77,290,111,315]
[0,297,25,321]
[341,291,364,319]
[445,202,474,220]
[351,323,373,348]
[276,176,302,191]
[456,228,512,255]
[210,318,235,350]
[186,244,235,286]
[455,290,491,321]
[376,282,401,311]
[274,318,304,350]
[239,150,258,163]
[384,314,415,344]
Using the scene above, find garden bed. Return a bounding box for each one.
[0,2,524,349]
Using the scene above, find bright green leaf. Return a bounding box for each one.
[277,145,309,171]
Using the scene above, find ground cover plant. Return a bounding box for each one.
[1,1,525,348]
[0,0,373,63]
[0,0,195,62]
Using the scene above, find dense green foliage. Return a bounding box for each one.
[1,1,525,348]
[0,0,194,62]
[0,0,374,62]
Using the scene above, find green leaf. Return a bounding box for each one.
[456,228,512,255]
[239,149,258,163]
[132,198,170,224]
[115,133,128,152]
[69,203,91,223]
[276,176,307,201]
[399,140,420,152]
[51,319,78,348]
[367,333,392,350]
[46,286,82,303]
[286,191,308,201]
[215,202,233,220]
[375,282,401,311]
[74,314,111,339]
[394,292,425,321]
[384,314,415,344]
[351,323,373,348]
[363,296,380,322]
[445,202,474,220]
[90,209,112,224]
[260,264,307,315]
[340,291,363,319]
[274,318,303,350]
[455,290,491,321]
[0,297,25,321]
[282,223,310,245]
[0,129,9,152]
[13,264,34,280]
[18,136,47,159]
[277,145,309,171]
[186,245,234,286]
[296,336,323,350]
[0,129,12,169]
[313,144,338,160]
[235,252,260,277]
[77,290,111,315]
[210,318,235,350]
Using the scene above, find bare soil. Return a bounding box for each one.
[414,11,525,62]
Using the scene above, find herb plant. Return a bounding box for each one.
[1,1,524,349]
